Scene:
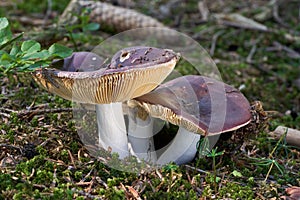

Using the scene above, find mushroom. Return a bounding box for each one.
[33,47,179,104]
[32,47,180,159]
[130,75,252,164]
[32,48,251,166]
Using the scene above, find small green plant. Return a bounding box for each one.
[0,17,72,77]
[65,9,100,51]
[251,129,287,182]
[207,147,224,192]
[197,137,224,193]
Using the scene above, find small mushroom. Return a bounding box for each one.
[130,75,252,164]
[32,47,180,159]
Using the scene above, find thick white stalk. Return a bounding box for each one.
[156,127,201,165]
[127,115,157,163]
[96,103,129,159]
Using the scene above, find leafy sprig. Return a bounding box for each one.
[0,17,73,77]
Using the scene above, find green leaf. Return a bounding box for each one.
[0,18,9,30]
[0,52,13,67]
[27,60,50,70]
[0,32,23,50]
[25,50,50,60]
[21,40,41,53]
[0,17,12,46]
[197,137,210,157]
[210,176,221,183]
[10,44,21,57]
[214,150,224,156]
[231,170,242,177]
[83,22,100,31]
[1,52,13,62]
[0,50,5,57]
[48,43,72,58]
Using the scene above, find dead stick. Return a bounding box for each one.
[246,44,257,63]
[269,126,300,147]
[198,0,210,21]
[17,107,73,117]
[209,30,224,56]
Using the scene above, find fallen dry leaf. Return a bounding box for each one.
[281,186,300,200]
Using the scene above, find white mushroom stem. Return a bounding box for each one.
[95,103,200,165]
[127,115,157,163]
[96,103,129,159]
[156,127,201,165]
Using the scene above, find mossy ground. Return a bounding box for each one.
[1,0,300,199]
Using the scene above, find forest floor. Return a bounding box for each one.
[0,0,300,199]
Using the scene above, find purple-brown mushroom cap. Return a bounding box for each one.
[51,51,105,72]
[32,47,180,104]
[132,75,251,136]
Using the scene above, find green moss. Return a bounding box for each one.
[0,173,15,191]
[218,182,254,199]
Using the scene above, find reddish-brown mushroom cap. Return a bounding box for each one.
[32,47,180,104]
[131,75,251,136]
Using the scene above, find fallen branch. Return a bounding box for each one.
[269,126,300,147]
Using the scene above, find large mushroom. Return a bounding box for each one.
[33,47,180,159]
[32,47,252,166]
[130,75,252,164]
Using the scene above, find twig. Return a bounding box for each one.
[33,184,47,189]
[50,168,57,188]
[0,111,10,118]
[127,185,142,200]
[272,41,300,59]
[0,155,18,167]
[75,181,93,186]
[9,16,51,26]
[0,107,15,113]
[184,164,208,174]
[67,149,77,169]
[96,176,108,188]
[79,166,94,183]
[71,188,103,200]
[43,0,53,27]
[0,144,23,154]
[213,13,269,32]
[209,30,225,56]
[198,0,210,22]
[245,35,263,64]
[272,0,290,28]
[246,44,257,63]
[0,107,73,119]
